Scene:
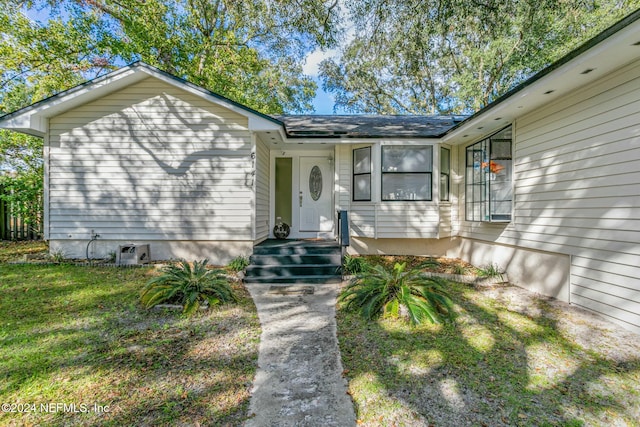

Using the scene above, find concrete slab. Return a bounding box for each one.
[244,282,356,427]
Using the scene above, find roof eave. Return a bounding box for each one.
[0,62,285,135]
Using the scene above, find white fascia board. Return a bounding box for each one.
[0,115,44,136]
[0,64,286,135]
[0,67,146,135]
[248,116,284,131]
[280,137,443,145]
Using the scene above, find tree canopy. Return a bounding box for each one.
[1,0,342,115]
[0,0,342,232]
[320,0,640,114]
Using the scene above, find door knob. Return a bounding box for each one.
[299,192,303,207]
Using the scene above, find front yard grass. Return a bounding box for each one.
[0,246,260,426]
[0,240,48,262]
[338,278,640,426]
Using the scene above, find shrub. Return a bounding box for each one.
[340,262,455,325]
[478,263,504,279]
[227,255,250,272]
[49,249,65,263]
[451,263,469,275]
[417,258,440,271]
[343,254,370,275]
[140,259,236,315]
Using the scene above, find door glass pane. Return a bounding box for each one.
[309,165,322,201]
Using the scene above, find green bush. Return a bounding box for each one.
[343,254,370,275]
[141,259,236,315]
[417,258,440,271]
[227,255,250,272]
[478,263,504,278]
[340,262,455,325]
[451,263,469,275]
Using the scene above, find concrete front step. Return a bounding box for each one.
[250,254,342,266]
[244,275,343,284]
[246,239,343,284]
[246,264,342,277]
[252,245,341,256]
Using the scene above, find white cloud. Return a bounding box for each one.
[303,4,356,77]
[302,48,339,77]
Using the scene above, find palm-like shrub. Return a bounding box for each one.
[343,254,370,275]
[141,259,237,315]
[227,255,250,272]
[340,262,455,325]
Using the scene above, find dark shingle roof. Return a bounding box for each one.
[273,115,466,138]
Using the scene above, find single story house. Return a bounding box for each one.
[1,9,639,334]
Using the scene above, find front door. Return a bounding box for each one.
[299,156,333,233]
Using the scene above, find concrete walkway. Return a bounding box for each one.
[244,282,356,427]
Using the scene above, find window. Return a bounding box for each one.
[440,147,450,201]
[353,147,371,201]
[381,146,432,201]
[465,126,513,222]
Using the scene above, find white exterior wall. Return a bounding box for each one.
[457,58,640,333]
[340,141,445,242]
[336,144,351,212]
[255,136,270,242]
[438,204,453,238]
[47,76,255,263]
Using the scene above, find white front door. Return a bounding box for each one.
[299,156,333,233]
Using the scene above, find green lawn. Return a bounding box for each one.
[0,243,260,426]
[0,240,48,262]
[337,280,640,426]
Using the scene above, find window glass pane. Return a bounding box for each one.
[440,147,450,201]
[491,140,511,160]
[353,175,371,201]
[382,173,431,200]
[440,174,449,201]
[440,147,450,173]
[382,146,432,172]
[353,147,371,174]
[489,159,512,221]
[465,126,512,222]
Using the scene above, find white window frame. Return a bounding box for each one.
[465,126,513,222]
[381,145,433,202]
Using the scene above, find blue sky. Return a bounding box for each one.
[301,49,340,114]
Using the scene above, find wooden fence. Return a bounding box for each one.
[0,185,42,240]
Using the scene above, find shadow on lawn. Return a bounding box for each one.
[0,264,260,426]
[337,282,640,426]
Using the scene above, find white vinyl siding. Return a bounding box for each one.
[255,136,270,242]
[438,204,452,238]
[349,204,376,238]
[343,142,442,239]
[459,58,640,333]
[48,77,254,242]
[375,203,439,238]
[336,144,351,210]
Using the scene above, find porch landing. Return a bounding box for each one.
[244,239,343,284]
